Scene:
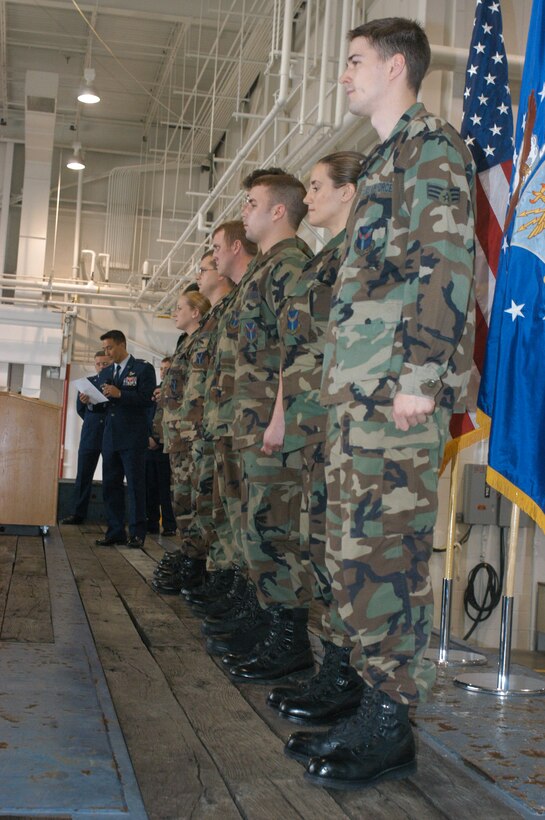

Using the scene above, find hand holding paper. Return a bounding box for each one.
[73,377,109,405]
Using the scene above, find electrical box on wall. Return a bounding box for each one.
[462,464,499,525]
[497,494,533,528]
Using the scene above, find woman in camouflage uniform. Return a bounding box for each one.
[152,288,211,593]
[264,152,365,724]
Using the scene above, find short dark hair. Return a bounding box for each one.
[201,249,216,266]
[242,166,286,190]
[94,349,109,358]
[249,173,308,230]
[213,219,258,257]
[100,330,126,345]
[161,356,173,364]
[348,18,430,94]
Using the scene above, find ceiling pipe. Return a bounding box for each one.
[136,0,295,308]
[0,275,165,301]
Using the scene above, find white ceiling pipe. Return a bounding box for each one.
[97,252,110,282]
[298,0,313,134]
[334,0,352,129]
[0,295,160,313]
[80,249,96,281]
[72,169,83,280]
[0,275,165,301]
[135,0,295,307]
[317,0,333,126]
[430,44,524,79]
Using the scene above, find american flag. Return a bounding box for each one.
[445,0,513,461]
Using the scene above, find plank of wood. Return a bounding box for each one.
[1,572,53,642]
[13,535,47,575]
[64,537,242,820]
[0,535,16,624]
[153,643,350,819]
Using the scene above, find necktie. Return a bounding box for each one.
[114,364,121,385]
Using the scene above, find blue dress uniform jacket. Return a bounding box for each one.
[71,373,107,519]
[97,356,156,540]
[98,356,156,451]
[77,374,107,451]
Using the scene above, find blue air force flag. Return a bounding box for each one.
[477,0,545,530]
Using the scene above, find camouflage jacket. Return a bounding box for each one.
[233,237,313,450]
[177,294,231,441]
[280,230,344,452]
[160,334,193,453]
[321,103,476,414]
[202,281,247,440]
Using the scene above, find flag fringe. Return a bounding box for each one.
[439,412,490,475]
[486,467,545,534]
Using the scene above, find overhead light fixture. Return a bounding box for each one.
[77,67,100,105]
[67,142,85,171]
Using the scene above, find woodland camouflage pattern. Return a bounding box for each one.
[178,296,230,441]
[233,237,313,451]
[160,335,192,453]
[321,103,476,705]
[233,237,313,608]
[279,231,352,643]
[321,103,475,414]
[280,230,344,453]
[203,282,249,440]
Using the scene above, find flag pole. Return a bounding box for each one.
[426,450,486,667]
[454,498,545,696]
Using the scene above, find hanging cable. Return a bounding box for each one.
[462,527,506,641]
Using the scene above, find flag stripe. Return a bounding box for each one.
[442,0,513,467]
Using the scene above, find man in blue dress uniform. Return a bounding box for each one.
[61,349,111,525]
[94,330,156,548]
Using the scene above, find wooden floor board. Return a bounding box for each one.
[58,526,527,820]
[64,537,244,820]
[1,534,53,642]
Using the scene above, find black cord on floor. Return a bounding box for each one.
[462,527,505,641]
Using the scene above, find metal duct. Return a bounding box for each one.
[15,71,58,290]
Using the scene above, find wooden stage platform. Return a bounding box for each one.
[0,525,543,819]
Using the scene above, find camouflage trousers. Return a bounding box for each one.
[189,437,215,560]
[239,443,311,610]
[168,445,192,535]
[168,443,206,560]
[324,401,450,705]
[300,440,352,647]
[210,436,245,570]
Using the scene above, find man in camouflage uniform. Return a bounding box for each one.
[286,18,475,789]
[189,221,260,638]
[177,251,233,575]
[225,174,317,684]
[205,222,257,571]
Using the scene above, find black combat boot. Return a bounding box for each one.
[227,606,314,684]
[153,550,185,577]
[200,570,248,628]
[304,687,416,789]
[202,576,259,636]
[178,556,207,594]
[276,642,363,724]
[287,688,416,790]
[206,581,270,656]
[183,568,236,608]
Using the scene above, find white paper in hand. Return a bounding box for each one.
[74,377,109,405]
